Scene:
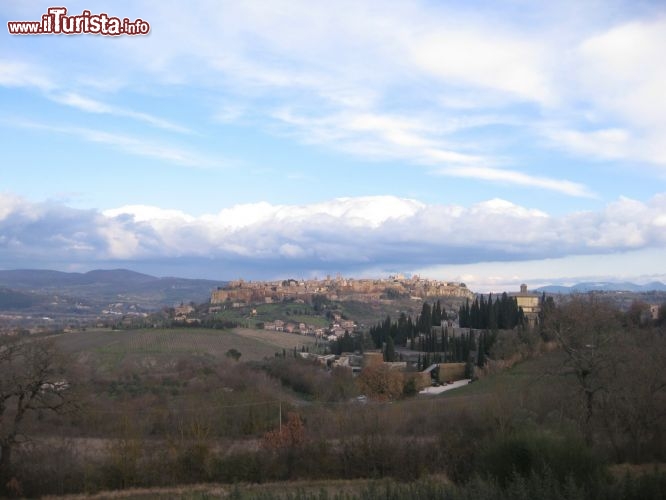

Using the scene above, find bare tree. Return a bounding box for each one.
[544,296,666,459]
[0,337,76,490]
[596,328,666,461]
[543,296,621,442]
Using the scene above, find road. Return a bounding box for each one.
[419,379,471,395]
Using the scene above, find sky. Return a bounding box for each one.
[1,0,666,292]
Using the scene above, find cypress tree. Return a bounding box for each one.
[477,334,485,368]
[433,300,442,326]
[384,335,396,362]
[419,302,432,334]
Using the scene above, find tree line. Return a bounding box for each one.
[458,292,524,329]
[369,301,445,350]
[368,301,498,364]
[413,330,497,369]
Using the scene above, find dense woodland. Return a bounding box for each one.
[0,294,665,498]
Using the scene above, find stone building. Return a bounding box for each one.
[510,284,541,326]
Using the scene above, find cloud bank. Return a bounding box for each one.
[2,193,666,282]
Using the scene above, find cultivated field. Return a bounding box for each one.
[53,327,318,372]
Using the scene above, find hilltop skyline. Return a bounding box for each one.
[2,1,666,291]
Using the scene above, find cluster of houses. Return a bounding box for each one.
[172,304,200,324]
[263,314,357,341]
[299,351,365,374]
[299,349,468,390]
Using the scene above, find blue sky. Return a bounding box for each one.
[1,0,666,291]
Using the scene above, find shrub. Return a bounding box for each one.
[479,430,603,487]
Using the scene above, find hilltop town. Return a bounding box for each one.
[211,274,474,306]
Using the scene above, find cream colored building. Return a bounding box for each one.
[510,284,541,326]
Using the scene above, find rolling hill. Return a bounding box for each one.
[0,268,225,310]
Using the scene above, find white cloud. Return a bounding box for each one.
[3,193,666,281]
[9,120,223,168]
[0,60,53,91]
[272,108,593,196]
[92,1,593,194]
[544,18,666,168]
[0,192,25,220]
[408,28,554,105]
[93,194,666,262]
[545,127,631,161]
[577,19,666,129]
[51,92,192,134]
[96,222,143,260]
[0,58,191,134]
[279,243,307,258]
[440,165,596,198]
[103,205,195,223]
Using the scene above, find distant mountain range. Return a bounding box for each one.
[0,269,225,311]
[535,281,666,294]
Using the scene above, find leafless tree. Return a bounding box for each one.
[0,337,77,491]
[544,295,666,459]
[544,296,621,441]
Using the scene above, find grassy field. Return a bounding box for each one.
[437,349,567,400]
[210,297,468,331]
[41,469,666,499]
[53,327,318,372]
[213,302,330,329]
[42,477,434,499]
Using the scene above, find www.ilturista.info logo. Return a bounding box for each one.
[7,7,150,36]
